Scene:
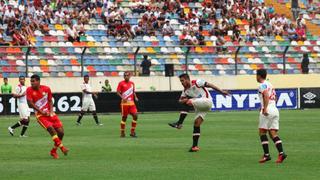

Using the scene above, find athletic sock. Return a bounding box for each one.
[11,121,21,129]
[77,114,83,123]
[192,126,200,147]
[52,135,63,148]
[20,120,29,136]
[131,120,137,134]
[260,135,269,156]
[177,111,188,124]
[120,120,126,134]
[93,115,99,124]
[272,136,284,154]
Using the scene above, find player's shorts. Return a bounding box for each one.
[121,104,137,117]
[191,98,213,120]
[81,98,96,111]
[37,114,63,129]
[18,103,30,119]
[259,103,279,130]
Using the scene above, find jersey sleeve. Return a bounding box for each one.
[15,86,21,95]
[195,79,206,88]
[116,82,122,93]
[80,84,86,91]
[258,83,268,93]
[180,90,187,98]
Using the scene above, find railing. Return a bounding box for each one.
[0,44,319,77]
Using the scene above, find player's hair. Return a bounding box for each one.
[257,69,267,79]
[3,77,8,80]
[84,74,89,78]
[179,73,190,80]
[19,75,25,79]
[30,74,40,81]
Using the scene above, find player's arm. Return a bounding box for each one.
[27,99,48,116]
[205,82,230,96]
[262,90,269,116]
[133,83,138,101]
[179,96,189,104]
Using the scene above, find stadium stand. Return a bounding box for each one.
[0,0,319,78]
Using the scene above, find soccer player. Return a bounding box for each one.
[117,71,139,138]
[26,74,69,159]
[171,73,229,152]
[256,69,287,163]
[76,75,103,126]
[8,76,30,137]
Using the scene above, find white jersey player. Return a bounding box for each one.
[76,75,102,126]
[8,76,30,137]
[256,69,286,163]
[170,73,229,152]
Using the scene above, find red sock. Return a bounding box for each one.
[52,135,63,148]
[131,120,137,133]
[120,121,126,133]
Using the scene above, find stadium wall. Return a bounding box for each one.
[2,74,320,92]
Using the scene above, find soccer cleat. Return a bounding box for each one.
[20,135,28,138]
[276,153,287,163]
[96,123,103,126]
[76,122,81,126]
[8,127,14,136]
[50,149,59,159]
[130,132,138,138]
[259,155,271,163]
[189,146,200,152]
[168,122,183,129]
[120,132,126,138]
[60,146,69,156]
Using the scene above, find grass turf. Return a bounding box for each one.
[0,109,319,180]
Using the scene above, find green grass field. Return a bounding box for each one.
[0,110,319,180]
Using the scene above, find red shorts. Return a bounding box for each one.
[121,104,137,117]
[37,114,63,129]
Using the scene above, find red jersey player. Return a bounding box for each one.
[26,74,69,159]
[117,71,139,138]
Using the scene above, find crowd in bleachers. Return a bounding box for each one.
[0,0,316,47]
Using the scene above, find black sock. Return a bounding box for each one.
[93,115,99,124]
[272,136,284,154]
[177,112,188,124]
[77,114,83,123]
[260,135,269,156]
[11,121,21,129]
[21,125,28,136]
[20,120,29,136]
[192,126,200,147]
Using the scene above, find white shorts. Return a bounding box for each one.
[191,98,213,120]
[259,104,279,130]
[82,98,96,111]
[18,103,30,119]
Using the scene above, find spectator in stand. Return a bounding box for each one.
[55,8,65,24]
[12,29,29,45]
[196,26,205,45]
[232,25,241,42]
[296,25,306,41]
[301,53,309,74]
[246,25,257,42]
[296,13,306,27]
[162,20,174,36]
[0,29,10,46]
[132,21,144,36]
[66,22,79,42]
[287,23,297,40]
[123,20,134,39]
[4,6,15,23]
[273,21,284,36]
[185,31,198,45]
